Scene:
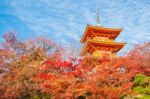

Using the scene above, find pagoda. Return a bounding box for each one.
[80,7,126,58]
[80,24,126,57]
[80,8,126,57]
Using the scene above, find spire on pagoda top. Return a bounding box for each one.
[96,5,101,26]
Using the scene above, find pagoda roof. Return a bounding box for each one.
[80,39,126,56]
[80,25,123,43]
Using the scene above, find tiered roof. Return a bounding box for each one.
[80,25,126,56]
[80,25,123,43]
[80,39,125,56]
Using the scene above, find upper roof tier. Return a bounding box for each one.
[80,25,123,43]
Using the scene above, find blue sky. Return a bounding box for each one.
[0,0,150,55]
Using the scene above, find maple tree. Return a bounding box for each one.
[0,32,149,99]
[0,32,62,99]
[34,43,150,99]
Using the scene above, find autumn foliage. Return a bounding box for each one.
[0,32,150,99]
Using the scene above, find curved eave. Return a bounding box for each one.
[88,39,126,47]
[88,25,123,32]
[80,39,126,56]
[80,25,123,43]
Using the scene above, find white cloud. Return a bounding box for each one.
[2,0,150,55]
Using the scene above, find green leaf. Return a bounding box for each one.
[134,74,150,86]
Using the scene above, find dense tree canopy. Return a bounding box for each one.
[0,32,150,99]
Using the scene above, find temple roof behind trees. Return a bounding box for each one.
[80,25,123,43]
